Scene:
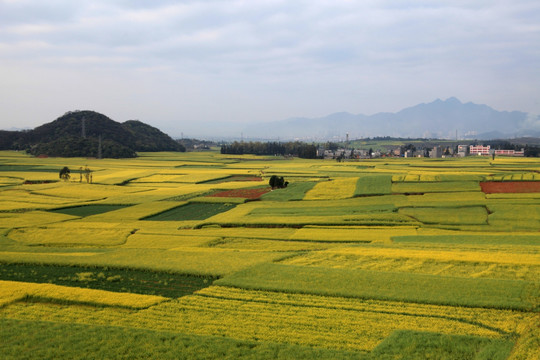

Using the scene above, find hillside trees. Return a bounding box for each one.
[1,110,184,158]
[220,142,285,156]
[122,120,185,152]
[221,141,318,159]
[28,137,137,158]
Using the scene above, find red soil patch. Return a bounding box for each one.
[207,187,271,199]
[480,181,540,194]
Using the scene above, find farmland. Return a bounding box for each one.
[0,150,539,359]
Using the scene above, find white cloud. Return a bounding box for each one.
[521,113,540,131]
[0,0,539,132]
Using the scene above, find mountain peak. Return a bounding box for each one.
[242,98,528,140]
[444,97,461,104]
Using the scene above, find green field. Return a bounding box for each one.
[215,263,535,310]
[0,262,215,298]
[50,204,131,217]
[0,150,539,359]
[143,202,237,221]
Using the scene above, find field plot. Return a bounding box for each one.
[304,177,359,200]
[216,263,535,310]
[354,174,392,196]
[49,204,131,217]
[0,263,214,298]
[481,181,540,193]
[143,202,237,221]
[206,187,271,199]
[0,151,539,359]
[398,206,489,225]
[261,181,317,201]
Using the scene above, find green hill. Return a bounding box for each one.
[0,110,184,158]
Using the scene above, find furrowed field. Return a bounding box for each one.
[0,150,538,359]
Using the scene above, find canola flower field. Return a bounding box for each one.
[0,150,539,359]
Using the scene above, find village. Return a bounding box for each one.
[318,144,525,160]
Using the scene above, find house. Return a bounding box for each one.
[494,149,525,157]
[430,146,443,158]
[457,145,469,157]
[470,145,491,156]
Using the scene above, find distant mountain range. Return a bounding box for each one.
[241,98,540,141]
[0,110,184,158]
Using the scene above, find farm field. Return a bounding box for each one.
[0,150,539,359]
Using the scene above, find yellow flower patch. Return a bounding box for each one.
[304,178,359,200]
[0,280,167,309]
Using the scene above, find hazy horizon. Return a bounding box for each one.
[1,1,539,137]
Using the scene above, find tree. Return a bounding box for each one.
[269,175,288,189]
[84,166,92,183]
[59,166,70,181]
[524,145,540,157]
[269,175,278,189]
[324,142,339,151]
[297,144,317,159]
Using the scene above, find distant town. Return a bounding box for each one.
[319,144,525,160]
[182,136,539,159]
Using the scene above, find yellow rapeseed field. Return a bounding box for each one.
[290,226,417,242]
[0,285,532,352]
[0,280,167,309]
[8,226,134,246]
[304,177,359,200]
[0,151,539,358]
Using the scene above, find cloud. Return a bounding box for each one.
[2,1,537,73]
[521,113,540,131]
[0,0,539,131]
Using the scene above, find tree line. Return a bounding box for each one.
[220,141,318,158]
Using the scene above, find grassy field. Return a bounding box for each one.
[0,150,539,359]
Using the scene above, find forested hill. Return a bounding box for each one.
[0,110,185,158]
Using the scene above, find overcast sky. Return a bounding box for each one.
[1,0,539,136]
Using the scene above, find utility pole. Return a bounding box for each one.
[81,117,86,138]
[98,134,102,159]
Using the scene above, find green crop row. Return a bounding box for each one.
[0,318,365,360]
[49,204,131,217]
[398,206,488,225]
[393,234,540,246]
[0,247,287,277]
[215,263,536,310]
[261,181,317,201]
[392,181,481,193]
[249,203,396,217]
[0,262,215,298]
[143,203,237,221]
[371,330,513,360]
[354,175,393,196]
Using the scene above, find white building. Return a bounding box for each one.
[470,145,490,155]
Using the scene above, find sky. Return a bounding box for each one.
[1,0,539,137]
